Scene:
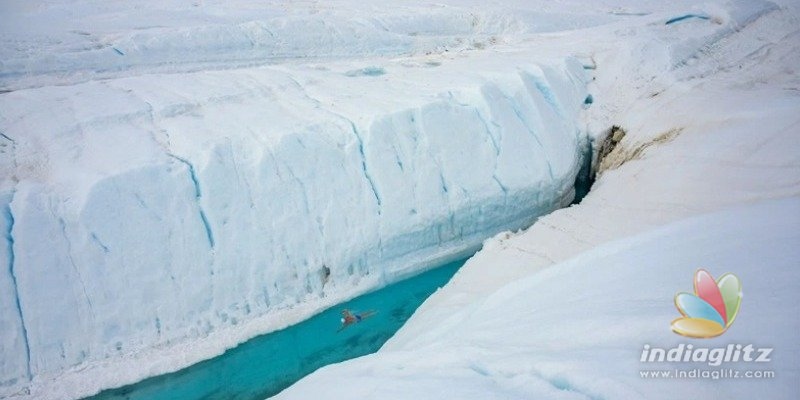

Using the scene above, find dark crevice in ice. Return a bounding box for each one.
[3,192,32,381]
[169,154,215,249]
[665,14,710,25]
[347,122,383,214]
[571,136,595,205]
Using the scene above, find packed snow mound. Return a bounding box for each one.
[276,197,800,400]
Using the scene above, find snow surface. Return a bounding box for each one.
[1,0,799,399]
[279,197,800,399]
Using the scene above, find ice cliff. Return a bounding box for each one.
[0,10,589,393]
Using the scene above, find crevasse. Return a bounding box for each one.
[0,57,589,398]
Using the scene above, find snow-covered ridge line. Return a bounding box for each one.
[1,9,527,92]
[1,0,722,93]
[0,49,589,398]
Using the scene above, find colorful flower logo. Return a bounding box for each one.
[671,269,742,338]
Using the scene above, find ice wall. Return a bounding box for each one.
[0,55,588,396]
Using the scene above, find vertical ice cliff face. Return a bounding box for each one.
[0,55,588,396]
[0,191,31,391]
[1,131,31,392]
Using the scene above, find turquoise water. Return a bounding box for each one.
[87,258,466,400]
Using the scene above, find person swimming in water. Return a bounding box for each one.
[338,309,376,332]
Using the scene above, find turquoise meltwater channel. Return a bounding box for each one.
[87,258,467,400]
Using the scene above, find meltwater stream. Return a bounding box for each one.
[87,258,467,400]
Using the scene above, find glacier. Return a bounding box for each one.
[0,3,598,397]
[277,0,800,398]
[2,0,798,398]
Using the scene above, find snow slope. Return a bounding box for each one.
[278,0,800,399]
[278,197,800,400]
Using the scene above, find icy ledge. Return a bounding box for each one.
[0,53,588,398]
